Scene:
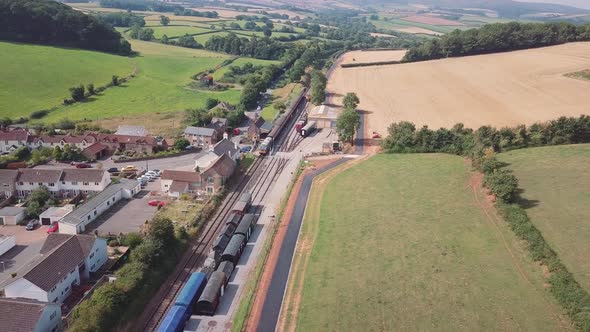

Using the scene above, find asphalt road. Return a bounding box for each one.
[257,157,351,332]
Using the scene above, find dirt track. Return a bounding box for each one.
[327,42,590,137]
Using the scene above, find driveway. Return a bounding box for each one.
[0,225,48,285]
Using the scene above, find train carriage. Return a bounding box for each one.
[195,271,226,316]
[301,121,317,137]
[232,192,252,215]
[258,137,273,156]
[174,272,207,309]
[221,234,246,265]
[157,305,188,332]
[212,223,236,255]
[225,212,243,227]
[216,261,235,286]
[234,213,256,241]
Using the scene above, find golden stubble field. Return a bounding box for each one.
[327,42,590,136]
[339,49,407,65]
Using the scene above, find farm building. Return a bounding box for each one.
[308,105,341,129]
[58,179,140,234]
[195,271,226,316]
[0,206,26,225]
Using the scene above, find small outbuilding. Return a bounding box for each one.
[39,205,74,226]
[195,271,226,316]
[308,105,341,129]
[0,206,26,225]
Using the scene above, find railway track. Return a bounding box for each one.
[140,158,264,331]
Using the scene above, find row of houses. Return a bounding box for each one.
[0,168,111,200]
[0,129,168,160]
[0,233,108,332]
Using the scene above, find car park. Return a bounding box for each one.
[46,222,59,233]
[25,219,38,231]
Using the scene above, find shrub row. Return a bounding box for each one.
[340,60,401,68]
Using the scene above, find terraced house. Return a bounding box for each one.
[0,128,29,152]
[0,168,111,198]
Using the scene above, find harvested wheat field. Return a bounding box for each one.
[327,42,590,137]
[339,49,407,65]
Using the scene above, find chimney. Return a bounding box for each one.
[223,132,229,140]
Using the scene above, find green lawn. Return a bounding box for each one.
[41,39,240,123]
[0,41,133,119]
[372,17,466,34]
[149,25,213,39]
[292,154,568,331]
[498,144,590,293]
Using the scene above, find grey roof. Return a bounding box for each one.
[18,169,62,183]
[0,169,18,184]
[222,234,245,259]
[260,121,274,133]
[40,233,96,256]
[184,126,215,137]
[23,235,87,291]
[115,125,147,136]
[0,206,26,216]
[61,179,139,226]
[198,271,226,303]
[39,206,73,219]
[212,139,238,158]
[235,214,255,237]
[0,297,58,332]
[61,169,106,183]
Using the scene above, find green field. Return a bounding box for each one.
[211,57,280,81]
[372,17,469,34]
[148,25,212,39]
[41,39,240,123]
[291,154,568,331]
[0,42,134,119]
[498,144,590,293]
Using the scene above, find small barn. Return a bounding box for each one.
[195,271,226,316]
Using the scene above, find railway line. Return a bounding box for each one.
[138,85,309,332]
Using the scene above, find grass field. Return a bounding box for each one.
[41,39,240,123]
[260,83,304,120]
[328,42,590,137]
[498,144,590,293]
[0,41,134,119]
[211,57,280,81]
[149,25,212,39]
[283,154,570,331]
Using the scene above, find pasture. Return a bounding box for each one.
[148,25,212,39]
[498,144,590,293]
[42,39,240,123]
[0,41,133,119]
[327,42,590,136]
[282,154,570,331]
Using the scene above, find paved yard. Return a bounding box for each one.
[0,225,48,285]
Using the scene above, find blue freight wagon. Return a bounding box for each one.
[157,305,188,332]
[175,272,207,309]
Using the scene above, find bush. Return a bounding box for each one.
[30,110,49,119]
[122,232,143,249]
[483,169,519,202]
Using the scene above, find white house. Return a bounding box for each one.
[28,134,96,151]
[0,206,26,225]
[0,297,62,332]
[0,129,30,153]
[59,179,140,234]
[15,169,111,198]
[194,138,240,171]
[3,234,107,304]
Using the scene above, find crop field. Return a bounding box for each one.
[371,17,465,34]
[498,144,590,293]
[0,41,134,119]
[281,154,570,331]
[327,42,590,136]
[148,25,212,39]
[339,49,407,65]
[41,39,240,123]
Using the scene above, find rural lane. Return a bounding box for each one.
[256,157,351,332]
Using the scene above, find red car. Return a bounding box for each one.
[47,222,59,234]
[233,128,241,135]
[76,163,92,169]
[371,132,381,139]
[148,199,166,207]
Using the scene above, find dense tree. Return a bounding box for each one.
[159,15,170,26]
[204,33,285,59]
[343,92,360,110]
[310,71,327,105]
[244,21,256,30]
[0,0,131,55]
[404,21,590,62]
[95,12,145,27]
[129,25,154,41]
[176,34,201,49]
[26,186,52,218]
[174,138,190,150]
[87,83,95,95]
[69,85,85,101]
[336,108,361,143]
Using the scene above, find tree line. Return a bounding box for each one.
[95,12,145,28]
[204,33,285,60]
[174,8,218,18]
[0,0,131,55]
[100,0,180,13]
[403,21,590,62]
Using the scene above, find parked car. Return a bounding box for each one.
[148,199,166,207]
[233,128,241,135]
[371,132,381,139]
[152,169,161,176]
[26,219,38,231]
[240,146,252,153]
[47,222,59,234]
[76,163,92,169]
[121,165,138,172]
[107,167,119,173]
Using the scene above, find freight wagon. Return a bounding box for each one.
[195,271,226,316]
[300,121,317,137]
